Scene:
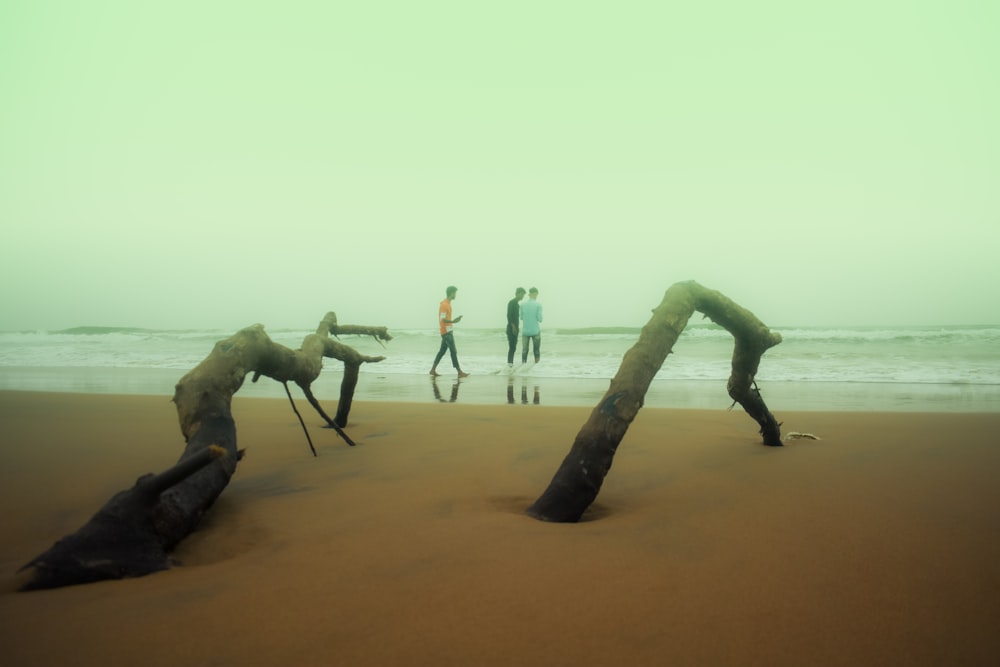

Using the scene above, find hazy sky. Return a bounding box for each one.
[2,1,997,332]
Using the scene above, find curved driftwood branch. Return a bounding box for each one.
[527,281,782,523]
[19,313,389,590]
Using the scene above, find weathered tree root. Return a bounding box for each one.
[527,281,782,523]
[18,445,229,591]
[18,313,389,590]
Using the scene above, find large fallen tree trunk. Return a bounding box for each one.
[527,281,782,523]
[19,313,389,591]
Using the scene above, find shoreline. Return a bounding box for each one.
[1,392,998,666]
[1,365,998,412]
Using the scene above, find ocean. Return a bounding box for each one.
[1,324,998,412]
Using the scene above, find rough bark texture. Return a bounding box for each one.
[19,313,389,590]
[526,281,782,523]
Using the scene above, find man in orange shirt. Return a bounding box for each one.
[430,285,470,377]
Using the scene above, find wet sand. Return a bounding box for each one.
[1,391,998,666]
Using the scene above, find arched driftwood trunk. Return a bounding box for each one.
[19,313,390,590]
[527,281,782,523]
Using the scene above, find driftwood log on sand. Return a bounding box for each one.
[527,281,783,523]
[18,313,389,591]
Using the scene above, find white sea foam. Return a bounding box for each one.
[1,324,998,387]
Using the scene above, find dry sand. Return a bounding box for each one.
[1,390,998,666]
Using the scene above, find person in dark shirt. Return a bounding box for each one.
[506,287,526,368]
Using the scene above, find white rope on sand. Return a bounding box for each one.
[784,431,821,440]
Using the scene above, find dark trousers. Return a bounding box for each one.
[434,332,460,368]
[506,326,518,364]
[522,334,540,363]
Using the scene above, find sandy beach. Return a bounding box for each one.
[1,390,998,666]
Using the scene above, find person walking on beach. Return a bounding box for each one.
[520,287,543,364]
[430,285,470,377]
[506,287,526,368]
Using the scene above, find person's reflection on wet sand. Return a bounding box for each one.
[507,377,540,405]
[432,376,461,403]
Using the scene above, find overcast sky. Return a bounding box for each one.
[2,1,997,333]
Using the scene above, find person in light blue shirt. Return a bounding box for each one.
[520,287,543,364]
